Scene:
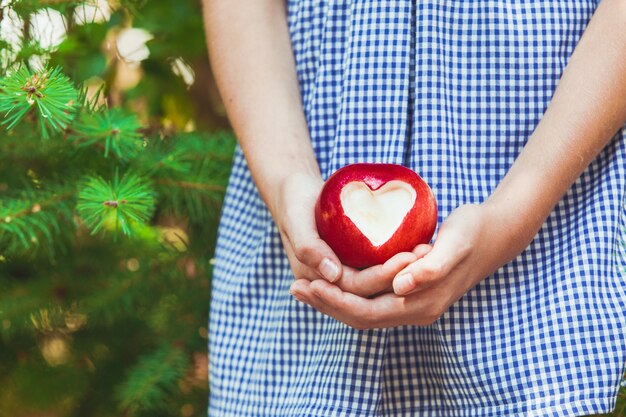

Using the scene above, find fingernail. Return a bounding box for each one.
[289,283,300,295]
[319,258,339,282]
[289,287,303,300]
[393,273,413,295]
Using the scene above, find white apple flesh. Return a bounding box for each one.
[340,180,416,247]
[315,163,438,269]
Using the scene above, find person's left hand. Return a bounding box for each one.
[289,203,530,329]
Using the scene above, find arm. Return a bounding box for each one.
[484,0,626,249]
[290,0,626,329]
[203,0,318,205]
[398,0,626,292]
[202,0,416,292]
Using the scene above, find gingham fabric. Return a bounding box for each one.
[209,1,626,416]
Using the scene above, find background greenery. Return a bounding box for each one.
[0,1,232,416]
[0,1,624,417]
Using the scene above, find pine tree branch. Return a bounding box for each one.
[1,190,73,222]
[154,179,225,192]
[77,172,156,237]
[22,15,30,48]
[70,108,144,159]
[116,343,188,415]
[0,285,48,338]
[0,187,75,257]
[0,66,78,139]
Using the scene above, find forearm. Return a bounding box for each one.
[202,0,320,215]
[485,0,626,253]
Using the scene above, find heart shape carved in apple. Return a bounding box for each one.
[340,181,416,247]
[315,163,438,269]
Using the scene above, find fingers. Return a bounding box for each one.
[412,243,433,259]
[393,234,471,296]
[281,235,323,281]
[277,173,343,282]
[281,207,342,282]
[337,252,418,297]
[286,232,342,282]
[290,279,408,329]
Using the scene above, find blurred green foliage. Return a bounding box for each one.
[0,1,232,416]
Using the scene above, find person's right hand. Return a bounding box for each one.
[274,172,420,298]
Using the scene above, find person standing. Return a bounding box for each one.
[203,1,626,415]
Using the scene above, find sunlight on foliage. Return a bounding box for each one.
[77,172,156,237]
[0,66,78,138]
[71,107,144,158]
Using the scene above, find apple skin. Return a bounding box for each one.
[315,163,438,269]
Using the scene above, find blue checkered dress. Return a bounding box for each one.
[209,1,626,416]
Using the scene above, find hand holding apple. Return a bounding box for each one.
[315,163,438,268]
[274,171,420,298]
[290,203,531,329]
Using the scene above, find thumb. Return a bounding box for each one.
[393,230,470,295]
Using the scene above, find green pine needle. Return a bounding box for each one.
[0,187,74,257]
[76,172,156,237]
[116,343,188,414]
[0,66,78,139]
[71,108,144,159]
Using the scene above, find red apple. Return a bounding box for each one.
[315,163,437,269]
